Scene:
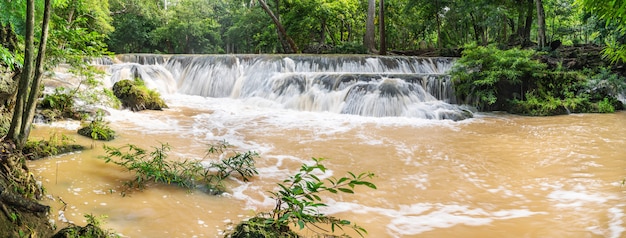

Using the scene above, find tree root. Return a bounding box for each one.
[0,185,49,217]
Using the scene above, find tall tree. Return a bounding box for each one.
[8,0,52,148]
[258,0,298,53]
[364,0,376,53]
[379,0,386,54]
[536,0,546,48]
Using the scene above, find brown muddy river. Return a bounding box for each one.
[28,95,626,237]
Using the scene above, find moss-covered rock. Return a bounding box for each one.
[51,224,109,238]
[229,217,301,238]
[22,136,84,160]
[112,79,167,111]
[77,122,115,141]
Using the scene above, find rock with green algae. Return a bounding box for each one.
[112,79,168,112]
[228,217,301,238]
[77,122,116,141]
[51,224,109,238]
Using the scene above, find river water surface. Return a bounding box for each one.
[26,54,626,237]
[28,94,626,237]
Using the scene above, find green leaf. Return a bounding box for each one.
[337,188,354,194]
[297,220,305,230]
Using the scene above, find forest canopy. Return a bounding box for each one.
[0,0,624,61]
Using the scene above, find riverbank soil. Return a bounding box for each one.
[0,141,54,238]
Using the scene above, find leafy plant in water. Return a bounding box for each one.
[78,109,115,141]
[228,158,376,238]
[101,141,258,195]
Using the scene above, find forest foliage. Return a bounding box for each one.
[0,0,624,58]
[0,0,625,118]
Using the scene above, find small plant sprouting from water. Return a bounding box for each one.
[77,109,116,142]
[227,158,376,238]
[101,141,258,195]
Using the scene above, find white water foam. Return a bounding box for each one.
[316,200,545,237]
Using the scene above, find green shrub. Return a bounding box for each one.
[101,141,258,195]
[597,97,615,113]
[40,87,75,119]
[228,158,376,238]
[508,92,569,116]
[0,46,22,71]
[451,44,547,111]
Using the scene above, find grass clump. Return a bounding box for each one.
[23,133,83,160]
[101,141,258,195]
[228,158,376,238]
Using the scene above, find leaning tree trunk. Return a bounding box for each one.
[536,0,546,49]
[20,0,51,147]
[7,0,35,147]
[258,0,298,53]
[7,0,52,148]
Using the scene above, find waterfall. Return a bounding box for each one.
[104,54,473,120]
[107,63,177,94]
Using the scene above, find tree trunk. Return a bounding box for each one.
[20,0,52,147]
[258,0,298,53]
[272,0,289,53]
[379,0,386,55]
[470,13,483,44]
[8,0,35,147]
[535,0,546,48]
[8,0,52,148]
[435,0,442,48]
[523,0,534,45]
[364,0,376,53]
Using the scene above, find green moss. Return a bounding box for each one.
[112,79,167,112]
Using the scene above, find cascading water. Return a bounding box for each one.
[105,54,472,120]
